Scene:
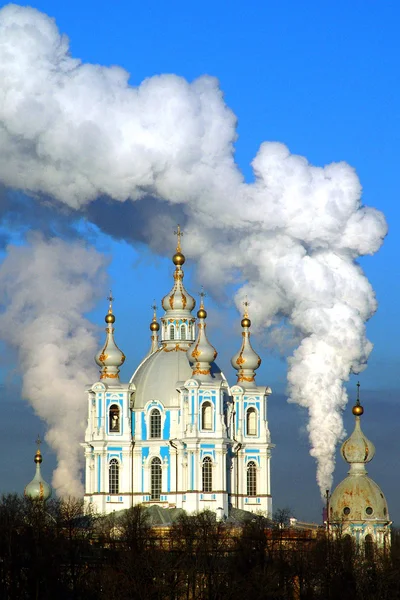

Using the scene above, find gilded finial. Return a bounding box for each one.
[197,288,207,319]
[173,224,186,266]
[34,435,42,464]
[105,291,115,324]
[352,381,364,416]
[150,301,160,332]
[174,224,183,252]
[241,297,251,328]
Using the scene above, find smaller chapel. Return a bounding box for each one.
[329,384,391,548]
[83,229,273,517]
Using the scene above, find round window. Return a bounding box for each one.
[366,507,373,516]
[343,507,351,516]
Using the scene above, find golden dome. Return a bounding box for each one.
[352,404,364,416]
[105,312,115,324]
[173,251,185,266]
[150,321,160,332]
[197,307,207,319]
[241,317,251,328]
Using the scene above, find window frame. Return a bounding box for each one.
[246,407,257,436]
[201,401,213,431]
[150,408,162,439]
[150,457,162,500]
[109,404,121,433]
[109,458,119,495]
[202,456,212,493]
[246,460,257,497]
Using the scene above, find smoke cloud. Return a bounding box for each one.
[0,4,387,497]
[0,235,107,496]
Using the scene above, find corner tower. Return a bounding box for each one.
[230,302,273,516]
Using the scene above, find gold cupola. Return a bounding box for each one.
[187,292,217,378]
[95,293,125,382]
[24,437,52,502]
[160,225,196,347]
[231,301,261,389]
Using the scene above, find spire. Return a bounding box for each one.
[148,302,160,355]
[161,225,196,345]
[24,436,52,502]
[187,291,217,378]
[341,382,375,473]
[95,292,125,381]
[231,300,261,388]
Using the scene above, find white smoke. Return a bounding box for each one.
[0,4,387,497]
[0,234,107,496]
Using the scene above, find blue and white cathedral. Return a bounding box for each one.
[84,230,273,517]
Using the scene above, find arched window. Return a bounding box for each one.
[201,402,213,431]
[246,407,257,436]
[109,404,120,433]
[180,324,186,340]
[247,461,257,497]
[170,325,175,340]
[202,457,212,493]
[150,408,161,438]
[109,459,119,495]
[151,457,162,500]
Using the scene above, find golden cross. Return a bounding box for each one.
[107,290,114,310]
[35,435,42,448]
[151,301,158,318]
[243,297,250,318]
[174,224,183,252]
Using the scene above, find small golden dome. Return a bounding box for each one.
[352,404,364,416]
[241,317,251,328]
[105,313,115,324]
[173,251,185,266]
[150,321,160,331]
[34,450,42,464]
[197,308,207,319]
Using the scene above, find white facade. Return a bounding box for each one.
[83,240,273,517]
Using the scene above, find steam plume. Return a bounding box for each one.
[0,4,387,496]
[0,235,107,496]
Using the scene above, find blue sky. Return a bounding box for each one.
[0,0,399,523]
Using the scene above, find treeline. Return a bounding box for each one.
[0,494,399,599]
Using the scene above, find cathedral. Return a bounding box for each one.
[83,229,273,518]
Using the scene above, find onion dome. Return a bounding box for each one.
[231,301,261,388]
[329,384,390,526]
[148,303,160,356]
[24,437,52,502]
[187,293,217,378]
[95,293,125,381]
[341,382,375,468]
[161,225,195,315]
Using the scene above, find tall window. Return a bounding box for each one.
[150,408,161,438]
[180,324,186,340]
[109,459,119,495]
[201,402,212,431]
[247,461,257,497]
[109,404,120,432]
[151,457,162,500]
[246,407,257,436]
[202,457,212,493]
[170,325,175,340]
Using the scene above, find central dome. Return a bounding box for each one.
[130,348,223,409]
[330,475,389,522]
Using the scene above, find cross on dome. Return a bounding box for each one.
[174,224,183,252]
